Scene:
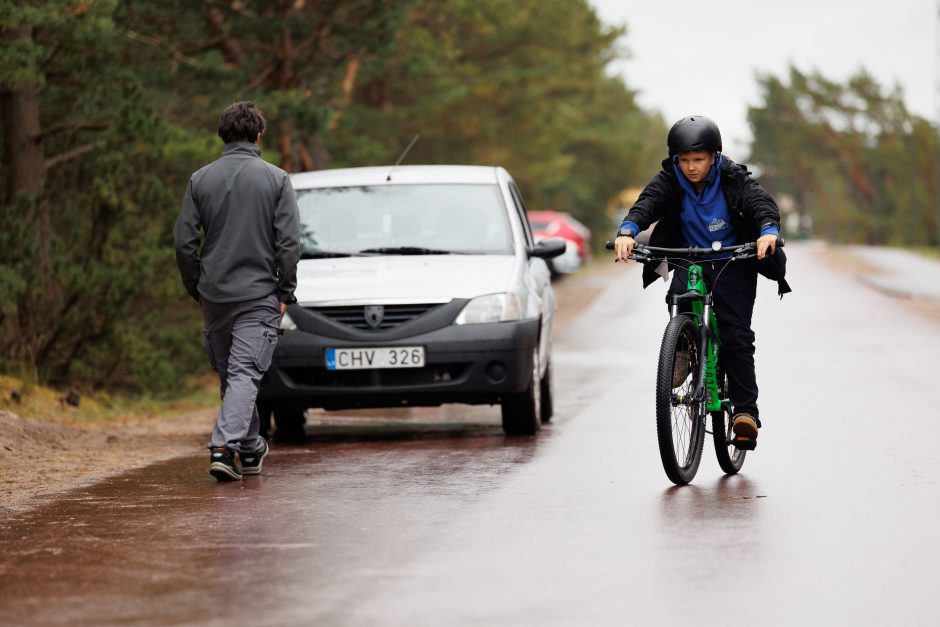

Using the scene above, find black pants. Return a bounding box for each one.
[668,259,760,423]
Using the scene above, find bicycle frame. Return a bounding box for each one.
[667,263,723,413]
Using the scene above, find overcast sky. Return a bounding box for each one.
[589,0,938,156]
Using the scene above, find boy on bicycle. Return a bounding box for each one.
[613,115,789,447]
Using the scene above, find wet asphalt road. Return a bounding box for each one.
[2,242,940,626]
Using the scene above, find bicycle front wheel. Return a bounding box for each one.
[656,314,706,485]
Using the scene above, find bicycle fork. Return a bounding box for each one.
[669,293,715,409]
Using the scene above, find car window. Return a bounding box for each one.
[508,183,534,247]
[294,184,513,255]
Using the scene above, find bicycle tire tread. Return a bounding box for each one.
[655,315,706,485]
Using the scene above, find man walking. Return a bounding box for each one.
[174,101,300,481]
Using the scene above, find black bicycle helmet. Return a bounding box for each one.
[667,116,722,156]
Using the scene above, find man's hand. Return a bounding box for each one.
[279,301,288,314]
[614,235,635,262]
[756,234,778,260]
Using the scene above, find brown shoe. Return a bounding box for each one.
[732,414,759,440]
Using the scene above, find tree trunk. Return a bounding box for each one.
[1,82,44,203]
[328,56,361,131]
[278,118,295,172]
[205,8,241,66]
[273,16,296,171]
[1,24,52,370]
[1,26,50,273]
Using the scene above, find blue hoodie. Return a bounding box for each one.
[674,154,736,249]
[618,155,780,244]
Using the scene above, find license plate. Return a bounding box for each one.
[325,346,425,370]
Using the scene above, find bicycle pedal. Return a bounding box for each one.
[731,437,757,451]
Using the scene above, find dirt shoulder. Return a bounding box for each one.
[0,261,621,513]
[0,409,211,508]
[0,376,217,513]
[815,244,940,322]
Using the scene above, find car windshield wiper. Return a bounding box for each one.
[356,246,464,255]
[300,250,375,259]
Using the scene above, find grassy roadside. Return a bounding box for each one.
[912,247,940,260]
[0,373,219,427]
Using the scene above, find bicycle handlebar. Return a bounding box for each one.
[603,239,784,262]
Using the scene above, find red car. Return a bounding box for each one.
[527,210,591,274]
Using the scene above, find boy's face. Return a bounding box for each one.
[676,150,716,185]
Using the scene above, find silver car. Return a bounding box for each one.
[257,165,564,438]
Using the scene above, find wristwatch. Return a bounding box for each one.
[618,225,636,238]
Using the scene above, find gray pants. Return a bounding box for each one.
[201,293,281,453]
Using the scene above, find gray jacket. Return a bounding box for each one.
[173,142,300,304]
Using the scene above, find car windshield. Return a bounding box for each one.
[294,184,514,257]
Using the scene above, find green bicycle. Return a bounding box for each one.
[607,240,779,485]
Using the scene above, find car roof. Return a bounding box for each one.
[290,165,503,189]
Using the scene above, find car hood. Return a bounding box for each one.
[294,255,519,305]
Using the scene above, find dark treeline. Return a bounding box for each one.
[0,0,663,393]
[748,66,940,246]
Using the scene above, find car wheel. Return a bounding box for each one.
[539,360,554,423]
[500,347,541,436]
[273,407,307,443]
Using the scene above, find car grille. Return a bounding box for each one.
[283,364,470,388]
[307,303,442,331]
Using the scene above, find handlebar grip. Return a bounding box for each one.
[605,240,614,250]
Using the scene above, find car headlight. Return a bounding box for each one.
[280,311,298,331]
[455,293,522,325]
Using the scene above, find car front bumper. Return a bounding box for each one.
[258,318,540,410]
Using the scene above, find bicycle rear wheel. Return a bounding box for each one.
[656,314,706,485]
[711,367,746,474]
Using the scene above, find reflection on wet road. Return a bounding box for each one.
[0,428,542,626]
[2,243,940,626]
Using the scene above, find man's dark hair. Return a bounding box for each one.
[218,101,266,144]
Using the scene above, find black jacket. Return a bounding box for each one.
[174,142,301,304]
[622,156,791,295]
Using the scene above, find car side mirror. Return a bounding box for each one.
[527,237,566,259]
